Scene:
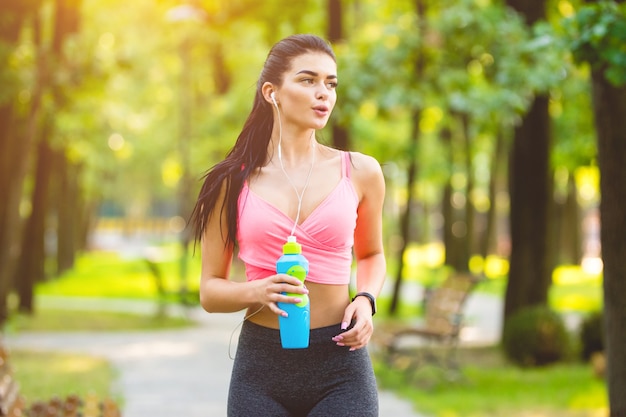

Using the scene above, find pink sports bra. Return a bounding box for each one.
[237,151,358,285]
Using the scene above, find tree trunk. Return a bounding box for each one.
[504,94,553,320]
[555,175,582,265]
[0,9,44,323]
[51,0,82,274]
[56,150,79,275]
[389,109,421,314]
[441,127,464,271]
[461,112,474,272]
[590,70,626,416]
[15,137,54,313]
[480,129,506,261]
[8,0,82,316]
[0,3,23,320]
[212,42,231,95]
[327,0,349,150]
[442,182,465,270]
[0,102,22,322]
[503,0,552,324]
[389,0,426,315]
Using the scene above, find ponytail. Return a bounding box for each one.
[189,89,272,246]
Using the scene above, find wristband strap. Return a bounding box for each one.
[352,292,377,316]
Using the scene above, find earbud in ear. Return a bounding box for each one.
[270,92,277,105]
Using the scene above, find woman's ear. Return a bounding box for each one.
[261,82,277,105]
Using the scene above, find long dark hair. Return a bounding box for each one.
[190,34,336,247]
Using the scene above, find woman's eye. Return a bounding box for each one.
[327,81,338,89]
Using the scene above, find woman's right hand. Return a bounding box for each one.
[253,274,309,317]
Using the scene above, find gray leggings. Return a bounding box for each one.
[228,320,379,417]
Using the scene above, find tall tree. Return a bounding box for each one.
[327,0,349,150]
[592,67,626,417]
[0,1,42,322]
[14,0,82,313]
[15,138,54,312]
[55,151,82,275]
[480,129,508,261]
[566,1,626,411]
[503,0,553,321]
[389,0,426,315]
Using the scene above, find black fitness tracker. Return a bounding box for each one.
[352,292,377,316]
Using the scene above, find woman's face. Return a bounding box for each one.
[276,51,338,131]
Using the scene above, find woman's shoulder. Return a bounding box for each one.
[347,151,383,178]
[318,146,383,180]
[344,151,384,203]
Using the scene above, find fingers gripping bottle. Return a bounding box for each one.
[276,236,310,349]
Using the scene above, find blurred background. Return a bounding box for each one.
[0,0,604,315]
[1,0,625,415]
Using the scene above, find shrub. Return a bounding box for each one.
[502,305,570,367]
[579,310,604,361]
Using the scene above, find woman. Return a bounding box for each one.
[191,34,386,417]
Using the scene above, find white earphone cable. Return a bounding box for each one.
[229,95,316,359]
[274,97,316,238]
[228,304,265,360]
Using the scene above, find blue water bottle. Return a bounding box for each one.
[276,236,310,349]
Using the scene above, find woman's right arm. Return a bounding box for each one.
[199,181,308,315]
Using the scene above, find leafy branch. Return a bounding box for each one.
[564,1,626,87]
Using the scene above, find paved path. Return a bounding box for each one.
[5,296,450,417]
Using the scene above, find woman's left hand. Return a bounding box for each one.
[331,297,374,351]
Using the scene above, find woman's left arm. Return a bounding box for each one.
[333,152,386,351]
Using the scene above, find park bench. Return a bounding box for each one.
[0,344,121,417]
[379,272,481,379]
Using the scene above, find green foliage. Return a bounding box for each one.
[579,310,604,361]
[565,0,626,86]
[433,1,566,120]
[336,0,575,215]
[550,72,596,170]
[4,0,598,226]
[502,305,571,367]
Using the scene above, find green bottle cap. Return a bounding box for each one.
[283,235,302,254]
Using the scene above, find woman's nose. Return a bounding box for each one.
[316,85,329,99]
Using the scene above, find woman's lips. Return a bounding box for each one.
[313,105,329,116]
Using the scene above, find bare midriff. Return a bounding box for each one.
[246,282,350,329]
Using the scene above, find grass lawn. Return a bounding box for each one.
[374,346,608,417]
[11,350,120,406]
[5,307,194,333]
[38,247,202,301]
